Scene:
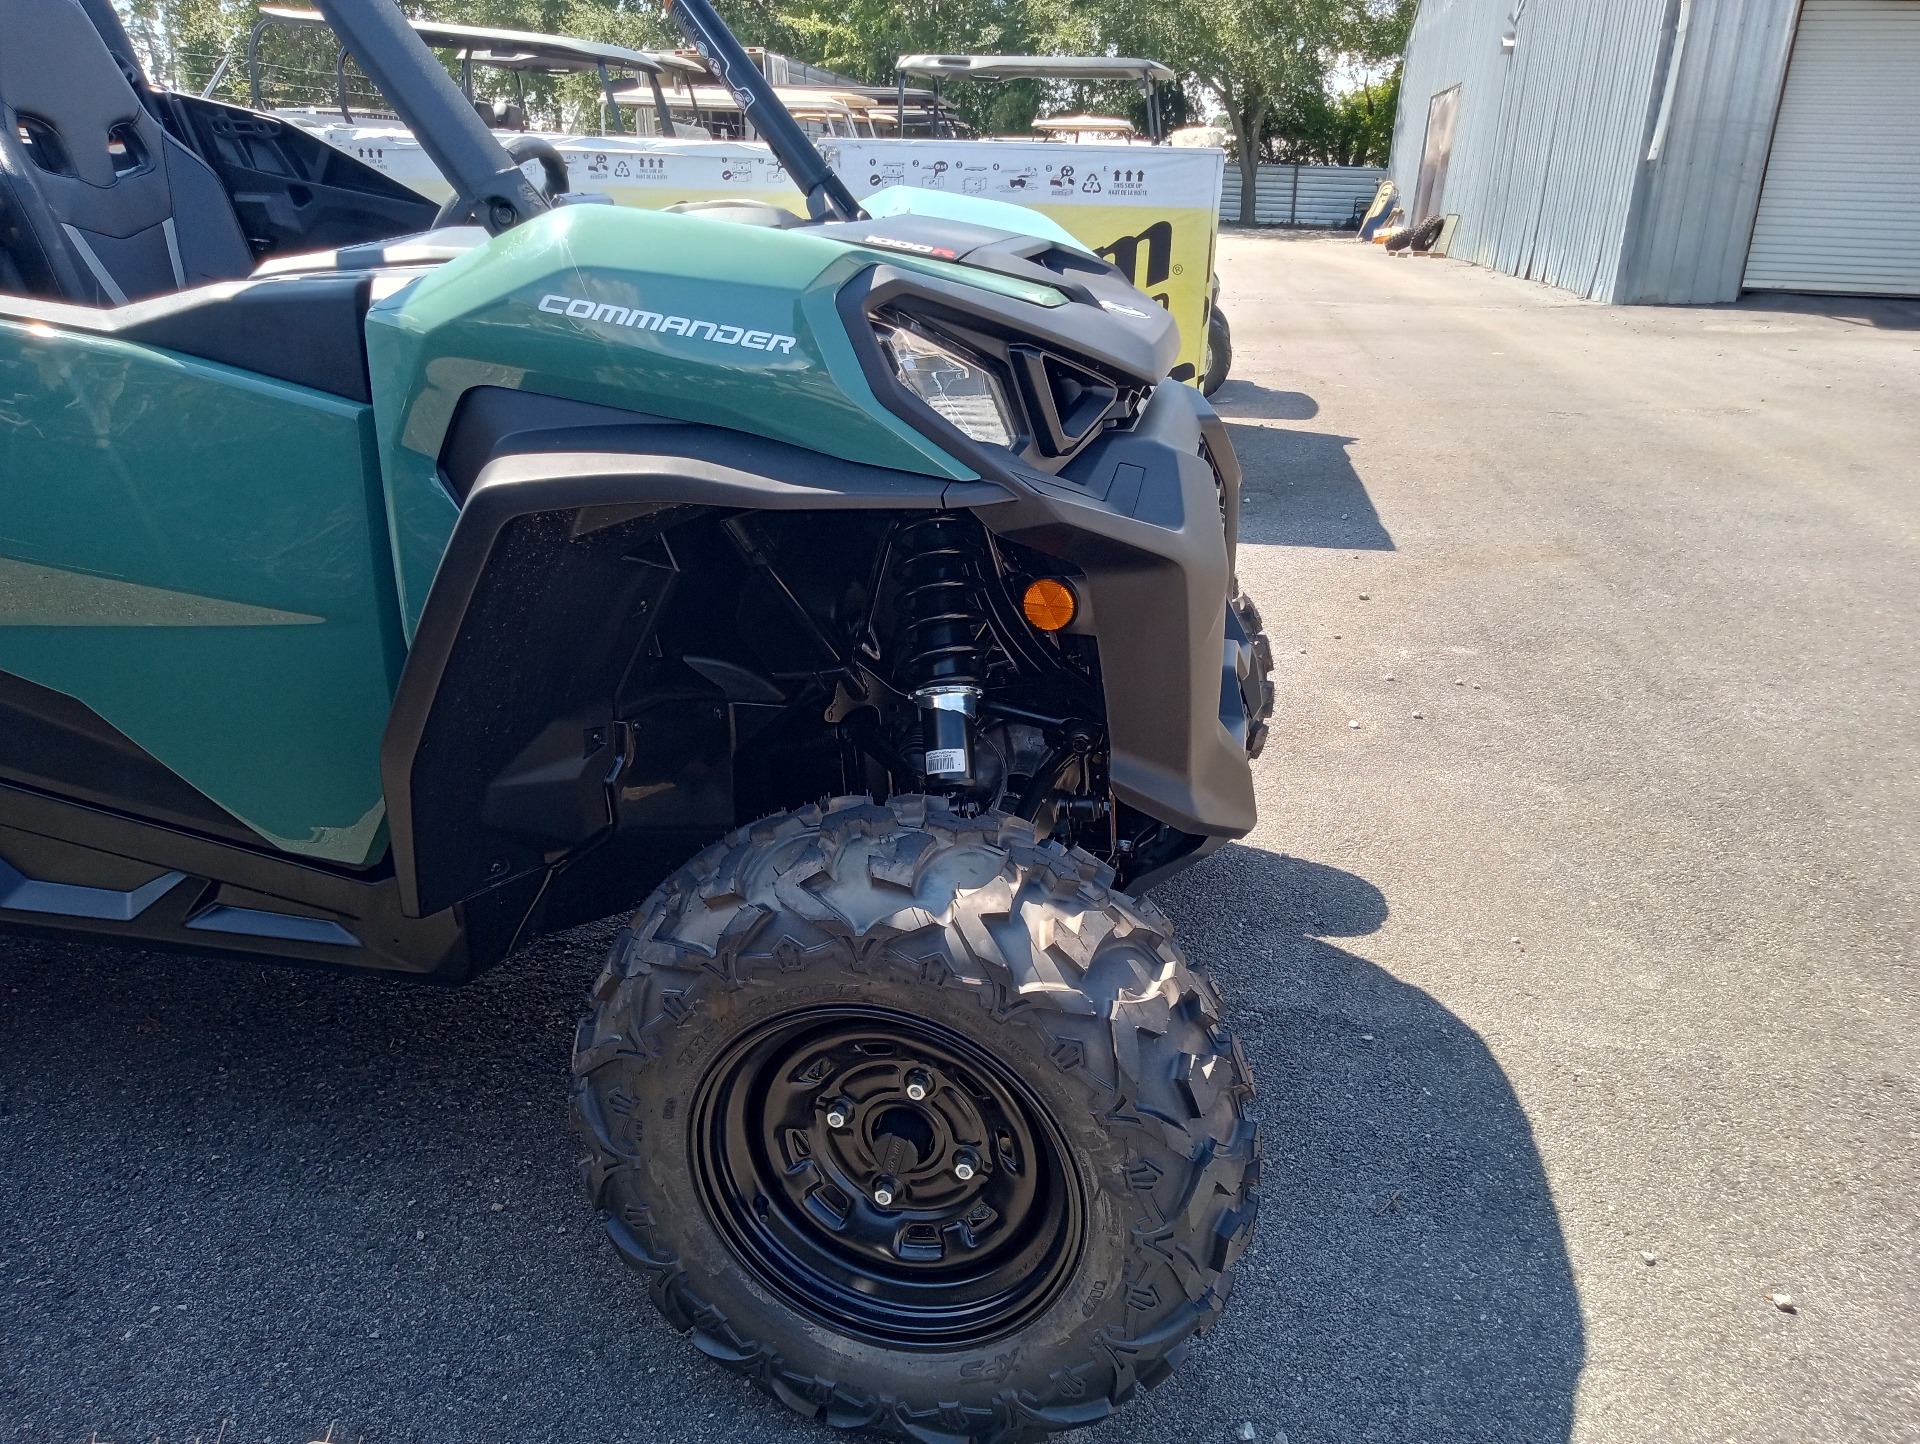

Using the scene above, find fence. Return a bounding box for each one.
[1218,164,1387,227]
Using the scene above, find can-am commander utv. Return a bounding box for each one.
[0,0,1273,1437]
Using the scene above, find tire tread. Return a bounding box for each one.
[572,796,1260,1444]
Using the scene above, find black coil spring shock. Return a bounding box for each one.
[893,515,989,786]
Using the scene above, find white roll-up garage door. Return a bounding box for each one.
[1744,0,1920,295]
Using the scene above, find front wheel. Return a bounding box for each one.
[1202,308,1233,396]
[1231,592,1276,760]
[572,797,1260,1443]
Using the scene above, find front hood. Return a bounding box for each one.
[811,209,1182,384]
[860,184,1095,253]
[364,202,1180,631]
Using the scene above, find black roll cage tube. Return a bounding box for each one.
[247,11,670,137]
[662,0,864,222]
[248,0,858,226]
[303,0,541,235]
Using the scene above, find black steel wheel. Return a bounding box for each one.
[692,1006,1085,1349]
[573,797,1260,1443]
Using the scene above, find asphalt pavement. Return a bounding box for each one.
[3,232,1916,1444]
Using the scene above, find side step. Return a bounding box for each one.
[0,780,511,977]
[0,856,186,922]
[185,903,358,948]
[0,852,361,947]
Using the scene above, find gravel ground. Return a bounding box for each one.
[3,232,1916,1444]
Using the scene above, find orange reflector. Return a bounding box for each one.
[1022,578,1077,631]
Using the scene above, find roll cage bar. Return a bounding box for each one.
[250,5,700,136]
[662,0,863,220]
[278,0,860,233]
[893,53,1178,143]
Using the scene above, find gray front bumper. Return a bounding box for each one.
[973,381,1256,840]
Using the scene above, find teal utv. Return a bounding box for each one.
[0,0,1272,1436]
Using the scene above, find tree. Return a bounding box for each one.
[120,0,257,97]
[1068,0,1340,224]
[718,0,1060,134]
[1262,63,1399,166]
[1342,0,1416,67]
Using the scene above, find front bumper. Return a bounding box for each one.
[972,380,1257,840]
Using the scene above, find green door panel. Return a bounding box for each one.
[0,320,406,865]
[365,204,983,636]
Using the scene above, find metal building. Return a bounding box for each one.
[1388,0,1920,303]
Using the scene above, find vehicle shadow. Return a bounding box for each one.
[0,845,1580,1444]
[1211,387,1394,551]
[1108,844,1585,1444]
[1208,378,1320,420]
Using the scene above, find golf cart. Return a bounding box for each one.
[613,51,952,141]
[253,8,922,145]
[624,78,886,139]
[892,53,1177,141]
[896,53,1234,394]
[0,0,1270,1436]
[246,11,945,200]
[1030,113,1138,142]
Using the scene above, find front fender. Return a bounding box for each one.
[380,387,1005,918]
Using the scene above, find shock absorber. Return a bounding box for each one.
[894,515,989,787]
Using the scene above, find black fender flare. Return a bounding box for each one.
[380,387,1005,919]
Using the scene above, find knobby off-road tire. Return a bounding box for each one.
[572,796,1260,1444]
[1202,309,1232,397]
[1408,214,1446,253]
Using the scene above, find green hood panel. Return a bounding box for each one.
[366,205,982,635]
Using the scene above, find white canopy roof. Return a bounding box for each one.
[895,54,1175,85]
[1032,113,1136,133]
[259,7,702,75]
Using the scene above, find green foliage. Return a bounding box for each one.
[120,0,257,97]
[1263,65,1399,166]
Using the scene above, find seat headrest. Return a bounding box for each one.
[0,0,153,189]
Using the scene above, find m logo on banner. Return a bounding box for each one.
[1097,220,1174,291]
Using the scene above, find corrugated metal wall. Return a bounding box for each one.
[1391,0,1811,303]
[1390,0,1674,301]
[1617,0,1801,303]
[1218,165,1387,226]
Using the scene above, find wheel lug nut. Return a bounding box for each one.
[904,1069,932,1101]
[872,1176,899,1208]
[823,1098,853,1129]
[953,1149,980,1182]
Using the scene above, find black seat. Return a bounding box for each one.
[0,0,253,304]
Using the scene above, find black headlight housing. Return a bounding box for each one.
[839,263,1164,477]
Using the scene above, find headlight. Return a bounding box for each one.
[877,321,1017,448]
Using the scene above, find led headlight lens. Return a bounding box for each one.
[878,322,1016,447]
